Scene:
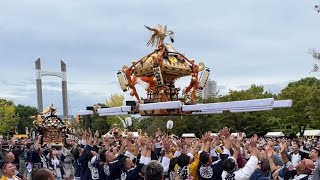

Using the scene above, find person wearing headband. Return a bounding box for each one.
[0,162,20,180]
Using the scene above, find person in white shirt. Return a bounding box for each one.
[289,141,308,167]
[222,135,260,180]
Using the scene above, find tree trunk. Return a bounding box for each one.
[299,125,306,137]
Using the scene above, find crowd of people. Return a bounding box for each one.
[0,126,319,180]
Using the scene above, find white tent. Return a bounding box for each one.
[296,130,320,137]
[265,132,285,137]
[105,132,139,138]
[181,133,196,138]
[211,133,219,137]
[132,132,139,138]
[231,133,246,137]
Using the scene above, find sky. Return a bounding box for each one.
[0,0,319,116]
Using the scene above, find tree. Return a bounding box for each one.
[78,94,128,133]
[137,117,166,136]
[106,94,125,107]
[91,115,112,134]
[15,104,38,134]
[0,99,20,135]
[105,94,127,127]
[306,86,320,128]
[286,77,320,88]
[278,77,320,136]
[215,85,274,135]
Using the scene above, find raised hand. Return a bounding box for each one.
[176,140,182,148]
[127,132,133,141]
[253,134,258,142]
[138,136,146,146]
[222,127,231,138]
[237,132,243,142]
[266,146,273,159]
[95,130,100,138]
[250,134,258,148]
[250,138,259,157]
[163,138,170,152]
[122,139,128,147]
[234,140,241,150]
[146,140,153,150]
[207,131,213,142]
[280,140,287,153]
[136,139,142,147]
[201,134,206,144]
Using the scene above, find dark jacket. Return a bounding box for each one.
[250,169,270,180]
[79,145,96,180]
[198,154,229,180]
[121,157,144,180]
[100,154,124,180]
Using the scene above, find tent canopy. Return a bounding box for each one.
[231,133,246,137]
[211,133,219,137]
[265,132,285,137]
[296,130,320,137]
[182,133,196,138]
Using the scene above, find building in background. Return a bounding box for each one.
[201,78,217,99]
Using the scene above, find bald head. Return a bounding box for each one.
[144,160,164,180]
[296,159,315,174]
[31,168,55,180]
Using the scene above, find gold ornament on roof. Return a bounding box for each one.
[145,24,174,48]
[40,104,57,116]
[117,25,210,115]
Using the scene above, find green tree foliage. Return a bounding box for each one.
[15,104,38,134]
[0,99,20,135]
[307,88,320,128]
[205,85,274,136]
[106,94,125,107]
[137,117,166,136]
[105,94,126,127]
[278,77,320,136]
[90,115,111,134]
[79,93,127,133]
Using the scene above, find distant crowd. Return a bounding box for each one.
[0,127,320,180]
